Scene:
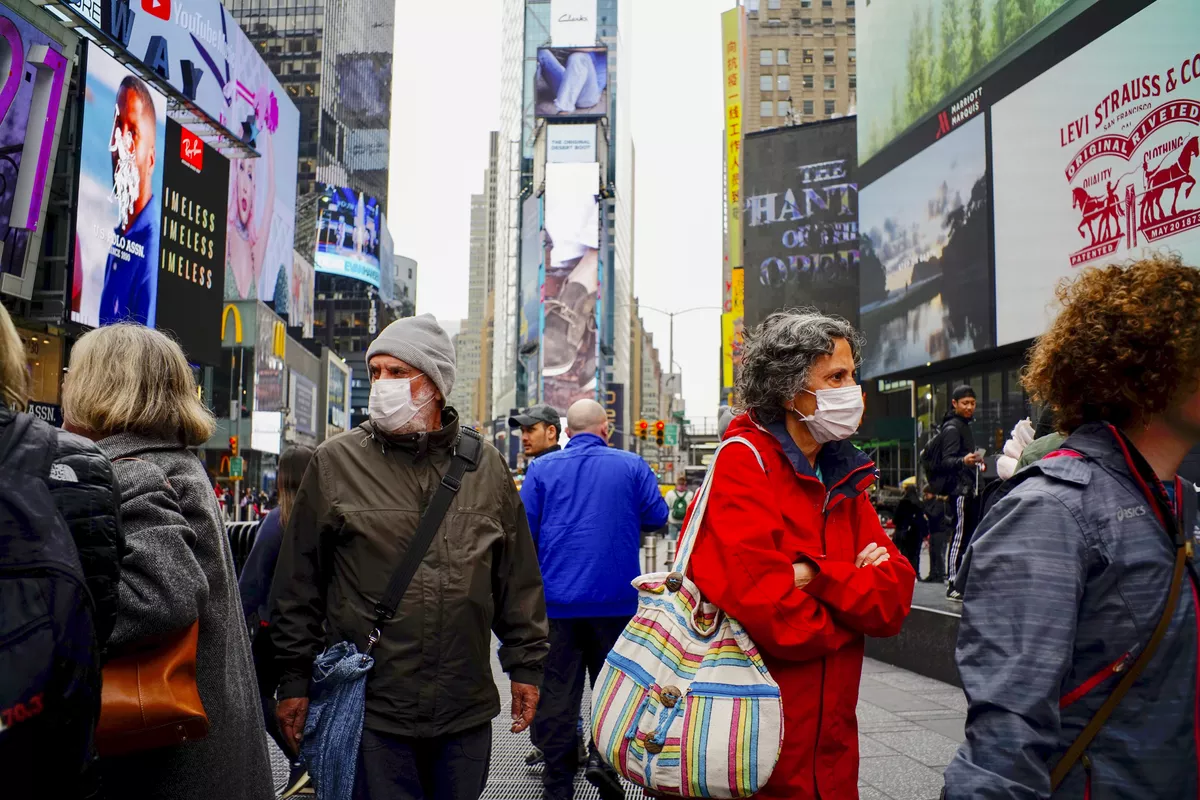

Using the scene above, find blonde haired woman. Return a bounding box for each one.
[0,304,122,797]
[63,323,272,799]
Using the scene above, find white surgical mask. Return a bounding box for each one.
[369,378,432,433]
[790,385,864,444]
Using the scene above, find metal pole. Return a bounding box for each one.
[668,313,674,417]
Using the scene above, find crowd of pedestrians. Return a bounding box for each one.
[4,255,1200,800]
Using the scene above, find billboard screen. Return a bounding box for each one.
[290,250,315,338]
[0,6,68,278]
[314,183,383,288]
[327,356,350,436]
[71,43,168,331]
[743,119,859,330]
[337,53,392,128]
[543,161,599,413]
[255,304,286,412]
[157,120,229,365]
[290,373,318,437]
[551,0,597,47]
[993,0,1200,345]
[858,0,1097,165]
[859,114,992,379]
[535,47,609,120]
[519,194,543,354]
[223,26,301,308]
[379,216,395,304]
[547,124,597,163]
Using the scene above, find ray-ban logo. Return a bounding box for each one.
[180,128,203,172]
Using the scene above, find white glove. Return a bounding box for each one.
[996,455,1019,481]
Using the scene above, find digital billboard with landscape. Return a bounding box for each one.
[858,115,993,378]
[858,0,1098,164]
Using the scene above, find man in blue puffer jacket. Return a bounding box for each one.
[944,255,1200,799]
[521,398,668,800]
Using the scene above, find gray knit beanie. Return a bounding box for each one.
[366,314,457,400]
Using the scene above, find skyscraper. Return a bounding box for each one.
[743,0,857,133]
[457,133,500,428]
[492,0,633,434]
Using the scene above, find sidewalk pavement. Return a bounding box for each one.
[267,655,966,800]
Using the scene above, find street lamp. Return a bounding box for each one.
[633,305,723,404]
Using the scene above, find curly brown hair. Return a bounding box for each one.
[1022,254,1200,432]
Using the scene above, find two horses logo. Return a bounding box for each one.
[1068,100,1200,267]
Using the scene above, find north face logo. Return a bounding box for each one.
[1116,505,1147,522]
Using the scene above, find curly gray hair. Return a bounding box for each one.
[737,309,864,423]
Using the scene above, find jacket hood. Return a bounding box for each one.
[359,407,462,460]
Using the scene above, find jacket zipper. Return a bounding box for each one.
[809,464,872,798]
[813,658,825,799]
[1059,650,1135,710]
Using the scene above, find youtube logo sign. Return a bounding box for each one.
[143,0,170,21]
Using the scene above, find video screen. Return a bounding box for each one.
[314,183,383,288]
[858,115,993,378]
[535,47,609,120]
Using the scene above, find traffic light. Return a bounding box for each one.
[229,436,239,456]
[637,419,649,440]
[655,420,666,446]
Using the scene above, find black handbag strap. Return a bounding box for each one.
[363,428,483,659]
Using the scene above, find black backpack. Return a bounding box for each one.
[0,412,100,796]
[919,423,947,480]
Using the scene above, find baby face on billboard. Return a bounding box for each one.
[110,78,157,232]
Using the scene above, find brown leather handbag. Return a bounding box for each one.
[96,620,209,757]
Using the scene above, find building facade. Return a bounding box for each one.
[744,0,857,133]
[227,0,399,428]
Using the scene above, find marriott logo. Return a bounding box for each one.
[936,87,983,139]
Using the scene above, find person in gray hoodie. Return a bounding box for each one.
[63,324,272,800]
[945,255,1200,799]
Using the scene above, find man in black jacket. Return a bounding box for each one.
[511,404,563,466]
[932,385,982,600]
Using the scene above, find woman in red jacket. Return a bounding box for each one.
[689,310,916,799]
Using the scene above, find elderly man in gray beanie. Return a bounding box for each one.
[271,314,550,800]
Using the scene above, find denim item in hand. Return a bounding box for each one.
[302,642,374,800]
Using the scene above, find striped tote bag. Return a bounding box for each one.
[591,436,783,798]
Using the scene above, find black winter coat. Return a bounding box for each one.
[0,407,123,652]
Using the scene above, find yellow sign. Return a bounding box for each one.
[221,304,243,344]
[722,8,744,273]
[723,267,746,390]
[272,321,287,359]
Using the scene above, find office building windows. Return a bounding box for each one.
[824,49,835,65]
[777,74,790,92]
[825,99,836,115]
[778,100,791,117]
[803,74,814,89]
[761,75,773,92]
[761,101,775,118]
[777,49,789,65]
[760,49,774,66]
[803,100,814,115]
[825,75,836,90]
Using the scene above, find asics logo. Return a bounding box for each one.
[1116,505,1146,522]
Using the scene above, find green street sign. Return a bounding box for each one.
[230,456,244,479]
[664,423,680,447]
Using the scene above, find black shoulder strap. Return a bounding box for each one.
[365,429,483,656]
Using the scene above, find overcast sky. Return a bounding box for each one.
[390,0,730,421]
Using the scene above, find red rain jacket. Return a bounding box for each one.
[689,413,916,799]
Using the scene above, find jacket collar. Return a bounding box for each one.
[99,431,187,460]
[1063,421,1181,532]
[565,432,606,450]
[762,416,873,486]
[361,408,462,461]
[531,444,562,459]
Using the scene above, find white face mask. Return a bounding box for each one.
[369,378,433,433]
[791,385,864,444]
